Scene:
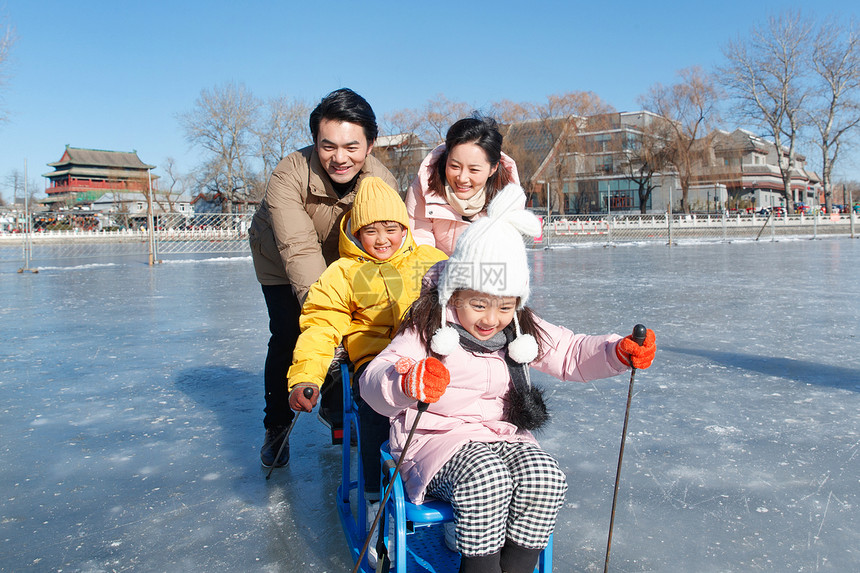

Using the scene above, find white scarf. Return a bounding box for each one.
[444,183,487,218]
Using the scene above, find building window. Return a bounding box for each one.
[598,155,613,173]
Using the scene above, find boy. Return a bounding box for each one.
[286,176,447,526]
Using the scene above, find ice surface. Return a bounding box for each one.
[1,239,858,572]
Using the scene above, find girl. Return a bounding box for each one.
[406,114,521,255]
[360,183,656,573]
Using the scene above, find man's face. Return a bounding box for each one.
[315,119,373,184]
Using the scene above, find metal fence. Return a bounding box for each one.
[1,211,857,268]
[532,212,858,247]
[0,212,253,267]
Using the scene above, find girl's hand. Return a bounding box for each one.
[397,357,450,403]
[615,329,656,369]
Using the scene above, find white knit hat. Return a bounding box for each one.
[431,183,542,362]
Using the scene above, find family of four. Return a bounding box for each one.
[248,88,656,573]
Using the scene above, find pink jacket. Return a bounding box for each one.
[359,309,626,505]
[405,144,521,255]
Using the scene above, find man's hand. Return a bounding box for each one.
[289,383,319,412]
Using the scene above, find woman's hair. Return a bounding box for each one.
[309,88,379,144]
[398,285,548,359]
[428,113,513,206]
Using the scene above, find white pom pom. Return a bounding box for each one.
[430,325,460,356]
[507,333,538,364]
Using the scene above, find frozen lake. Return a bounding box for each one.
[1,238,858,572]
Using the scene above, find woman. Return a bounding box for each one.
[406,114,521,255]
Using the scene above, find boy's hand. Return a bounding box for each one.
[398,357,450,404]
[289,383,319,412]
[615,328,656,369]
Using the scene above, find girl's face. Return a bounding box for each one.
[450,290,517,341]
[444,142,498,200]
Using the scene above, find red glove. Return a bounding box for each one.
[289,383,319,412]
[397,357,450,403]
[615,329,656,369]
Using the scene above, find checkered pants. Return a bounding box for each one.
[426,440,568,557]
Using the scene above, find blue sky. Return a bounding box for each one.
[1,0,858,198]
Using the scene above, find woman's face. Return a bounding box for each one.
[444,142,498,200]
[450,289,517,341]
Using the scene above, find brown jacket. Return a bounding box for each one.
[249,145,397,299]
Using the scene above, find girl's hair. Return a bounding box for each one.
[399,285,548,359]
[427,113,513,206]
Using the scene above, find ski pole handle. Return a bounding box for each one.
[417,401,429,412]
[632,324,647,347]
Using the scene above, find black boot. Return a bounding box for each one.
[499,540,541,573]
[458,551,501,573]
[260,426,290,468]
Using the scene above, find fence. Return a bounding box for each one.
[533,212,857,247]
[1,211,857,268]
[0,212,254,267]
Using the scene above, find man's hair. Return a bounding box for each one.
[309,88,379,144]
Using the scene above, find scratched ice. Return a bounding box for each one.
[1,238,858,572]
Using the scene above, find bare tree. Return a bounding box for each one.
[254,95,311,179]
[641,67,720,213]
[721,12,811,213]
[532,92,615,214]
[487,99,535,124]
[179,82,261,212]
[808,17,860,213]
[5,168,23,204]
[159,157,193,212]
[375,108,429,193]
[421,94,470,144]
[0,20,15,124]
[619,119,672,214]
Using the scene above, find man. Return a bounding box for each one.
[249,88,398,468]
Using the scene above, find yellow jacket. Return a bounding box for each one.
[287,214,447,390]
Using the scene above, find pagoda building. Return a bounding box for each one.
[42,146,158,208]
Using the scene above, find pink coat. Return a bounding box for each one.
[405,144,521,255]
[359,309,626,504]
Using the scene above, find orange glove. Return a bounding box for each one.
[615,328,656,369]
[289,383,319,412]
[397,357,450,403]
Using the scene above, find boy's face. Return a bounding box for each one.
[450,289,517,341]
[356,221,406,260]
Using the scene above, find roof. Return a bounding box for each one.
[375,133,415,148]
[43,167,159,180]
[92,192,188,205]
[44,146,156,175]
